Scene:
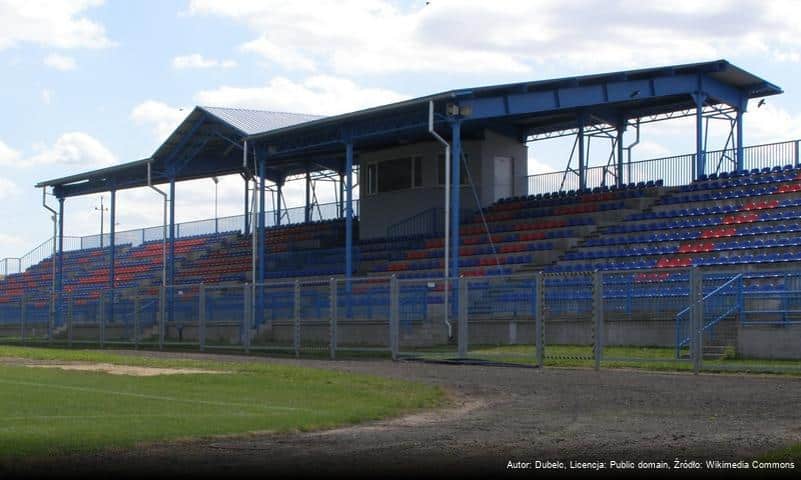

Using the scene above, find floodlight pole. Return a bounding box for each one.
[94,195,107,248]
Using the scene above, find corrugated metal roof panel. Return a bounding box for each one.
[200,106,324,135]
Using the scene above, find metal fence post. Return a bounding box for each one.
[67,293,73,348]
[48,291,55,344]
[458,276,468,358]
[243,284,252,354]
[795,139,800,167]
[199,284,206,352]
[389,274,399,361]
[20,295,25,345]
[99,292,105,348]
[593,271,604,371]
[133,294,139,350]
[690,267,702,374]
[293,280,301,358]
[329,277,337,360]
[159,286,165,350]
[535,272,544,368]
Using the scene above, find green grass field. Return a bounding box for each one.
[408,344,801,374]
[0,346,442,460]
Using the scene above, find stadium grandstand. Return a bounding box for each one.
[1,58,800,366]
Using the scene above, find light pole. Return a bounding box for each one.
[94,195,108,248]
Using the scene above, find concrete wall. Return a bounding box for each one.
[358,130,528,239]
[738,324,801,359]
[480,129,529,204]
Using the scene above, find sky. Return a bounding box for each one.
[1,0,801,260]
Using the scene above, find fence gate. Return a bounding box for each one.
[396,277,458,361]
[541,272,596,366]
[463,273,537,365]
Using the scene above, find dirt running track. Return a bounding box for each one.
[10,351,801,478]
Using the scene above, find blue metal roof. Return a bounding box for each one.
[37,59,783,198]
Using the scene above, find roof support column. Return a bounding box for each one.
[693,93,708,180]
[450,119,462,298]
[344,143,354,288]
[276,180,283,226]
[109,188,116,324]
[578,113,586,191]
[168,178,176,323]
[305,167,311,224]
[339,172,345,219]
[736,104,745,171]
[243,177,250,235]
[255,149,267,328]
[56,197,65,331]
[616,124,625,187]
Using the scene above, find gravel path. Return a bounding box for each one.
[10,351,801,477]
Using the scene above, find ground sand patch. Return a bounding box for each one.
[4,359,224,377]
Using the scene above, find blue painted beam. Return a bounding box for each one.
[462,73,749,121]
[693,93,708,180]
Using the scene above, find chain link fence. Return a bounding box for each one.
[2,268,801,374]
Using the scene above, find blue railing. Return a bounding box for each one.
[675,273,742,357]
[528,138,801,195]
[1,199,358,276]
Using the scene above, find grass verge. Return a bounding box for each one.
[406,344,801,375]
[0,346,443,460]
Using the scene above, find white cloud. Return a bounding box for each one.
[526,152,555,175]
[130,100,187,143]
[195,75,408,115]
[24,132,116,168]
[0,0,113,50]
[240,37,316,71]
[0,139,21,166]
[188,0,801,75]
[746,102,801,143]
[43,53,77,70]
[0,232,29,258]
[0,177,19,200]
[172,53,237,69]
[40,88,54,105]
